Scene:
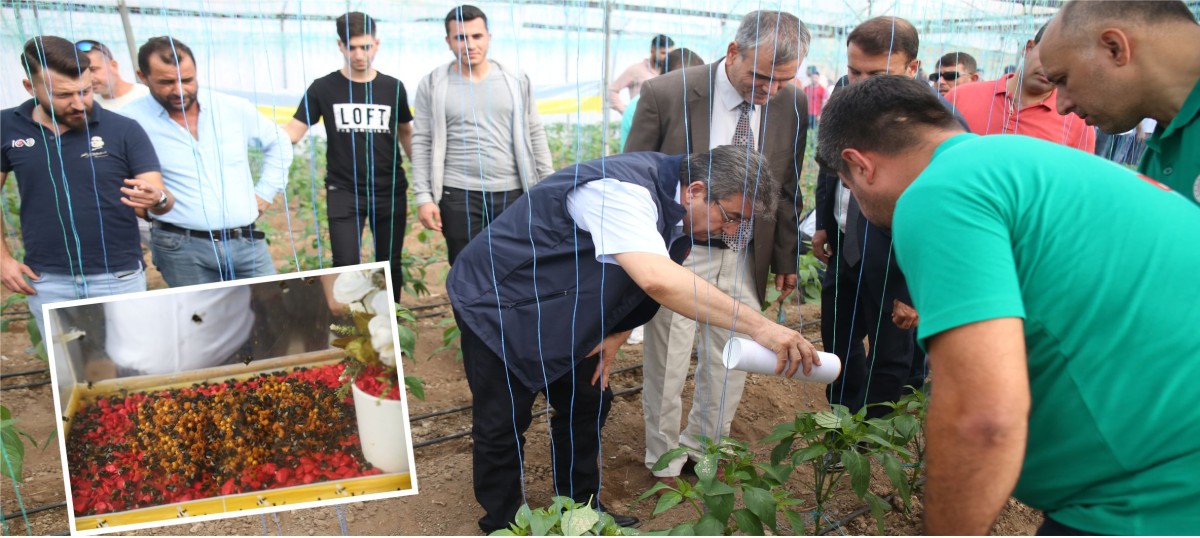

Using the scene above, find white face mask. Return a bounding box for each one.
[720,219,754,252]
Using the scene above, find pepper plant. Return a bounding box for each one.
[491,496,638,536]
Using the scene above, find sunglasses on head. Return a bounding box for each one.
[75,40,112,58]
[930,71,965,82]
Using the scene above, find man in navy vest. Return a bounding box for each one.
[447,146,819,533]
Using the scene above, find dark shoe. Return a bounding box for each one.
[597,503,641,529]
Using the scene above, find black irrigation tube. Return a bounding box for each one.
[1,501,66,521]
[409,301,451,311]
[0,368,49,380]
[408,317,822,447]
[0,379,51,391]
[815,492,898,536]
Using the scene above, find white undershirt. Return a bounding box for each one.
[105,287,254,374]
[566,178,669,265]
[710,59,761,150]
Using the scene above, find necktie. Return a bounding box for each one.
[732,101,755,148]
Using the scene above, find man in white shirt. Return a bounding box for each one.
[624,10,809,481]
[75,39,150,111]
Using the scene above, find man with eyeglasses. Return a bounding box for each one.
[624,10,808,485]
[1,36,172,338]
[447,145,819,533]
[283,12,413,300]
[75,40,149,111]
[944,25,1094,152]
[930,51,979,96]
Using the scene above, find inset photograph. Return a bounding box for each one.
[43,264,417,535]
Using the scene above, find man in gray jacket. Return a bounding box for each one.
[412,4,554,264]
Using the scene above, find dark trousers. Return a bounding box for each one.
[457,315,613,533]
[1037,515,1099,535]
[439,187,524,265]
[326,184,407,299]
[821,229,916,419]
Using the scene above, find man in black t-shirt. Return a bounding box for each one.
[285,11,413,299]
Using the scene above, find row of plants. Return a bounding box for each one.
[490,389,928,536]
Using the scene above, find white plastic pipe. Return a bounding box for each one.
[722,337,841,384]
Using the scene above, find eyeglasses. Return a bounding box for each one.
[929,71,965,82]
[713,202,751,226]
[75,40,112,59]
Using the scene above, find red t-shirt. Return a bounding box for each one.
[804,84,826,117]
[944,74,1095,153]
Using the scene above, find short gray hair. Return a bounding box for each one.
[733,10,810,65]
[686,146,779,222]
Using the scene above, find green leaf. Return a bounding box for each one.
[865,493,892,534]
[731,508,764,536]
[396,325,417,358]
[842,450,870,499]
[515,504,532,529]
[705,492,735,524]
[405,376,425,401]
[667,523,695,536]
[742,486,777,532]
[701,479,735,497]
[755,462,792,485]
[813,411,842,430]
[693,513,725,536]
[561,506,600,536]
[1,293,26,312]
[881,453,912,512]
[693,451,719,485]
[651,447,689,472]
[636,480,675,501]
[652,490,684,516]
[892,413,921,440]
[489,530,518,536]
[529,510,556,536]
[769,437,794,465]
[1,422,27,482]
[791,443,828,464]
[783,509,809,535]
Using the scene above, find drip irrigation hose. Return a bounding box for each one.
[1,380,51,391]
[0,369,49,380]
[1,502,65,521]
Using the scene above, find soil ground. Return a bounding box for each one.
[0,206,1043,536]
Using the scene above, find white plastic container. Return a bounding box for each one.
[722,337,842,384]
[351,382,411,474]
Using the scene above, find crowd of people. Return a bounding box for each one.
[2,0,1198,535]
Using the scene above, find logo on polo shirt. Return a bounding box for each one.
[11,138,35,148]
[332,103,392,134]
[81,135,109,159]
[1193,174,1199,203]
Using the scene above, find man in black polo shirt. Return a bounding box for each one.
[284,11,413,300]
[1,36,173,336]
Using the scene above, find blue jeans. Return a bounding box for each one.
[27,264,146,339]
[150,225,276,287]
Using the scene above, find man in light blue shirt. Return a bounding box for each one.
[123,37,292,286]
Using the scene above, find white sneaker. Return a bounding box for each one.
[626,326,644,345]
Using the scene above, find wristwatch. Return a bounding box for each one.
[153,190,169,211]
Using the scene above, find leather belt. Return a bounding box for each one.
[156,221,265,241]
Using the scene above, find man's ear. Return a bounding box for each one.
[840,148,875,185]
[684,180,708,203]
[1098,28,1131,67]
[135,70,146,85]
[22,78,33,96]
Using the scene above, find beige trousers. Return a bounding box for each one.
[641,243,758,477]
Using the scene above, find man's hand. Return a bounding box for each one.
[811,229,831,264]
[1,256,38,295]
[892,299,919,330]
[119,178,164,210]
[256,195,271,217]
[588,329,633,390]
[774,273,798,303]
[749,322,819,378]
[418,203,442,232]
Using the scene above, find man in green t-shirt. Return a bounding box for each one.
[1039,0,1200,204]
[816,75,1200,535]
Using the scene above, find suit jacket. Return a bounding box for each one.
[624,62,808,303]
